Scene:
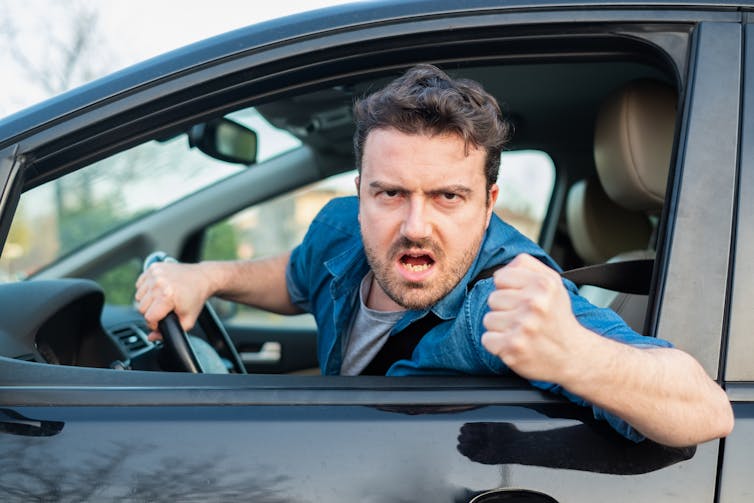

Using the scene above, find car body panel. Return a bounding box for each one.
[0,403,718,502]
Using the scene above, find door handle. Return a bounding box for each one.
[240,342,282,364]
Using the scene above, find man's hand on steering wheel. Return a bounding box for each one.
[135,253,209,341]
[135,252,246,374]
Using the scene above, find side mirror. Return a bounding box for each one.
[188,118,258,165]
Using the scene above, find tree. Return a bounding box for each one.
[0,0,113,99]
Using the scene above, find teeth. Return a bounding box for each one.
[402,263,430,272]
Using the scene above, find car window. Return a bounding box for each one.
[496,150,555,241]
[201,150,555,328]
[0,109,301,289]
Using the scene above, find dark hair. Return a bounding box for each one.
[353,64,511,190]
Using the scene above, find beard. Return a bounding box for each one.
[362,233,483,310]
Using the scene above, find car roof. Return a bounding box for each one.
[0,0,751,149]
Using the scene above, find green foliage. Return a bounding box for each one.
[96,259,142,306]
[202,220,240,261]
[58,171,125,248]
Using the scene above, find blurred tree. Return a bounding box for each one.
[203,221,241,261]
[1,0,152,299]
[0,0,112,97]
[95,258,143,305]
[0,0,117,259]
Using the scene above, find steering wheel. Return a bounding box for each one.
[144,252,247,374]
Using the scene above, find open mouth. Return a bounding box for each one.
[399,253,435,272]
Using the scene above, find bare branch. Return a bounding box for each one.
[0,0,113,97]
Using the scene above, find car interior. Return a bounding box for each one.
[0,24,686,377]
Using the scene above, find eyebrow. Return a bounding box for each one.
[427,185,473,197]
[368,180,474,196]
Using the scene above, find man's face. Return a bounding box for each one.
[357,128,499,311]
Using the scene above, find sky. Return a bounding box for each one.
[0,0,357,117]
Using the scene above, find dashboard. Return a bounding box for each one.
[0,279,159,370]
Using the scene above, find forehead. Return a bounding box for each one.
[361,128,486,185]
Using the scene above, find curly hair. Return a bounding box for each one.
[353,64,511,190]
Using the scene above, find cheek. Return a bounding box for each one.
[360,209,395,244]
[438,210,485,236]
[435,211,489,254]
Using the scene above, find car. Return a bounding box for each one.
[0,0,751,501]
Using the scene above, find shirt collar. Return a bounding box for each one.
[325,242,371,300]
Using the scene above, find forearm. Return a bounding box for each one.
[483,254,734,446]
[562,330,734,446]
[202,252,303,315]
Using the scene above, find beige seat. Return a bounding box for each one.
[566,79,677,333]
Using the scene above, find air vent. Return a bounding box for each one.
[111,324,150,353]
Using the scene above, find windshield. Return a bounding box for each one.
[0,108,301,281]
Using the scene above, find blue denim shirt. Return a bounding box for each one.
[286,196,672,441]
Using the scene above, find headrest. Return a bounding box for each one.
[566,176,653,265]
[594,79,677,212]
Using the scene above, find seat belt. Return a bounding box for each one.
[360,258,654,375]
[473,258,654,296]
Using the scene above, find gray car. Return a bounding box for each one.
[0,1,752,501]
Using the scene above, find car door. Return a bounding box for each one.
[0,3,742,502]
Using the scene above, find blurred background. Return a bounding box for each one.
[0,0,354,117]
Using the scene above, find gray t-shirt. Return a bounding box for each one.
[340,272,405,376]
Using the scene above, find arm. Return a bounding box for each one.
[481,253,734,447]
[135,252,302,339]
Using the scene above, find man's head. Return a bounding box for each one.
[353,65,510,311]
[354,64,510,192]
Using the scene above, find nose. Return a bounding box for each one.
[401,196,432,241]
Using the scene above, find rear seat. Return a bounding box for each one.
[566,79,677,333]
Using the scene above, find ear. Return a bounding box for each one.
[355,175,360,196]
[485,183,500,229]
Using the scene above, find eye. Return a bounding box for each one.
[442,192,457,200]
[374,189,402,202]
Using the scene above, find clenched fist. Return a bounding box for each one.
[481,253,589,384]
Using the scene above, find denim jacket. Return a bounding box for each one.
[286,196,672,441]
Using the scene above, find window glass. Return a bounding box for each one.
[495,150,555,241]
[0,109,300,284]
[201,149,555,327]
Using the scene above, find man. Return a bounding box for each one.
[136,64,733,446]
